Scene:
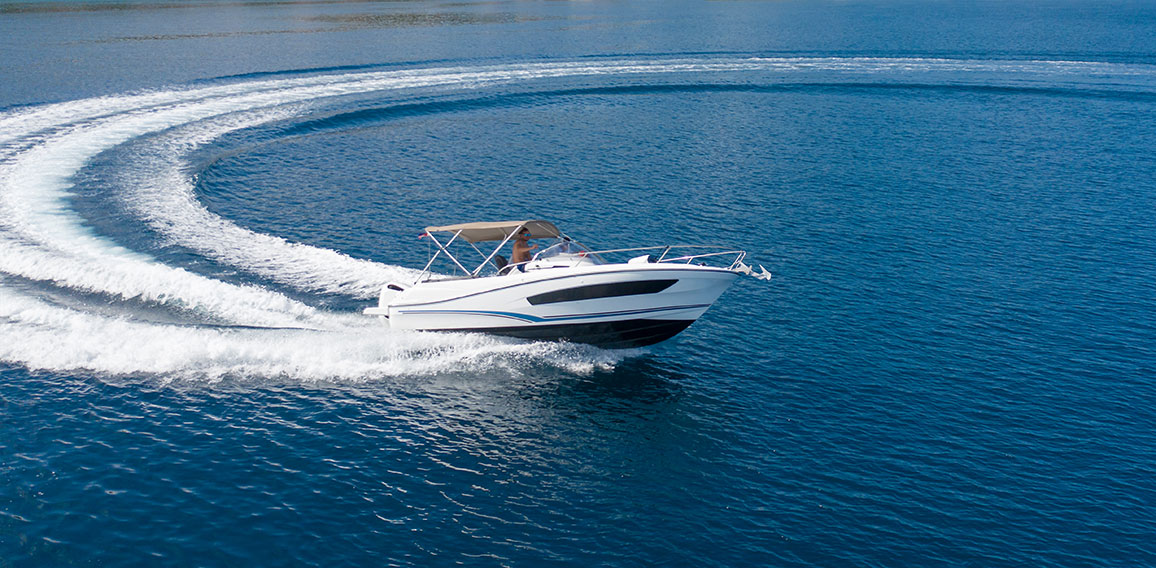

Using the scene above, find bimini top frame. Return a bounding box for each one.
[416,220,573,282]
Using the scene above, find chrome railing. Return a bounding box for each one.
[585,245,747,270]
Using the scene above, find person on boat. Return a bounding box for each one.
[511,229,537,264]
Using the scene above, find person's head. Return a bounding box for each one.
[517,230,530,240]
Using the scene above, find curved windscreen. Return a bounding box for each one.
[534,239,601,263]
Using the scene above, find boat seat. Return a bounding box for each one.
[498,261,528,276]
[493,255,509,270]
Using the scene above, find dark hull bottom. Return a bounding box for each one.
[447,319,696,349]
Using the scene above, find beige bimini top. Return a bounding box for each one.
[423,220,562,243]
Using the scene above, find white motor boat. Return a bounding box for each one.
[364,220,770,348]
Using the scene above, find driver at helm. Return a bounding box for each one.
[511,229,537,264]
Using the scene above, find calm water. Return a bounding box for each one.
[3,1,1156,565]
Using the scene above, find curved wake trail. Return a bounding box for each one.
[0,287,620,380]
[1,56,1153,378]
[115,108,423,299]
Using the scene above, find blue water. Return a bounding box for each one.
[3,1,1156,565]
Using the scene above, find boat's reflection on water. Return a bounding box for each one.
[358,352,691,432]
[566,357,688,406]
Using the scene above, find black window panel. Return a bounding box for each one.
[527,279,677,305]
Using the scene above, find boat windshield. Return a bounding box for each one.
[534,238,601,263]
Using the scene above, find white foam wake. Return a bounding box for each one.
[2,56,1152,378]
[0,287,621,380]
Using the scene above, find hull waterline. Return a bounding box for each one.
[447,318,696,349]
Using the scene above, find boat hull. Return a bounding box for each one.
[384,265,738,348]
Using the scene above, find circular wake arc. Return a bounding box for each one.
[1,56,1154,379]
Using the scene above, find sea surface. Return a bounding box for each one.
[2,0,1156,565]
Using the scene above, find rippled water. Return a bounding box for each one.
[3,1,1156,565]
